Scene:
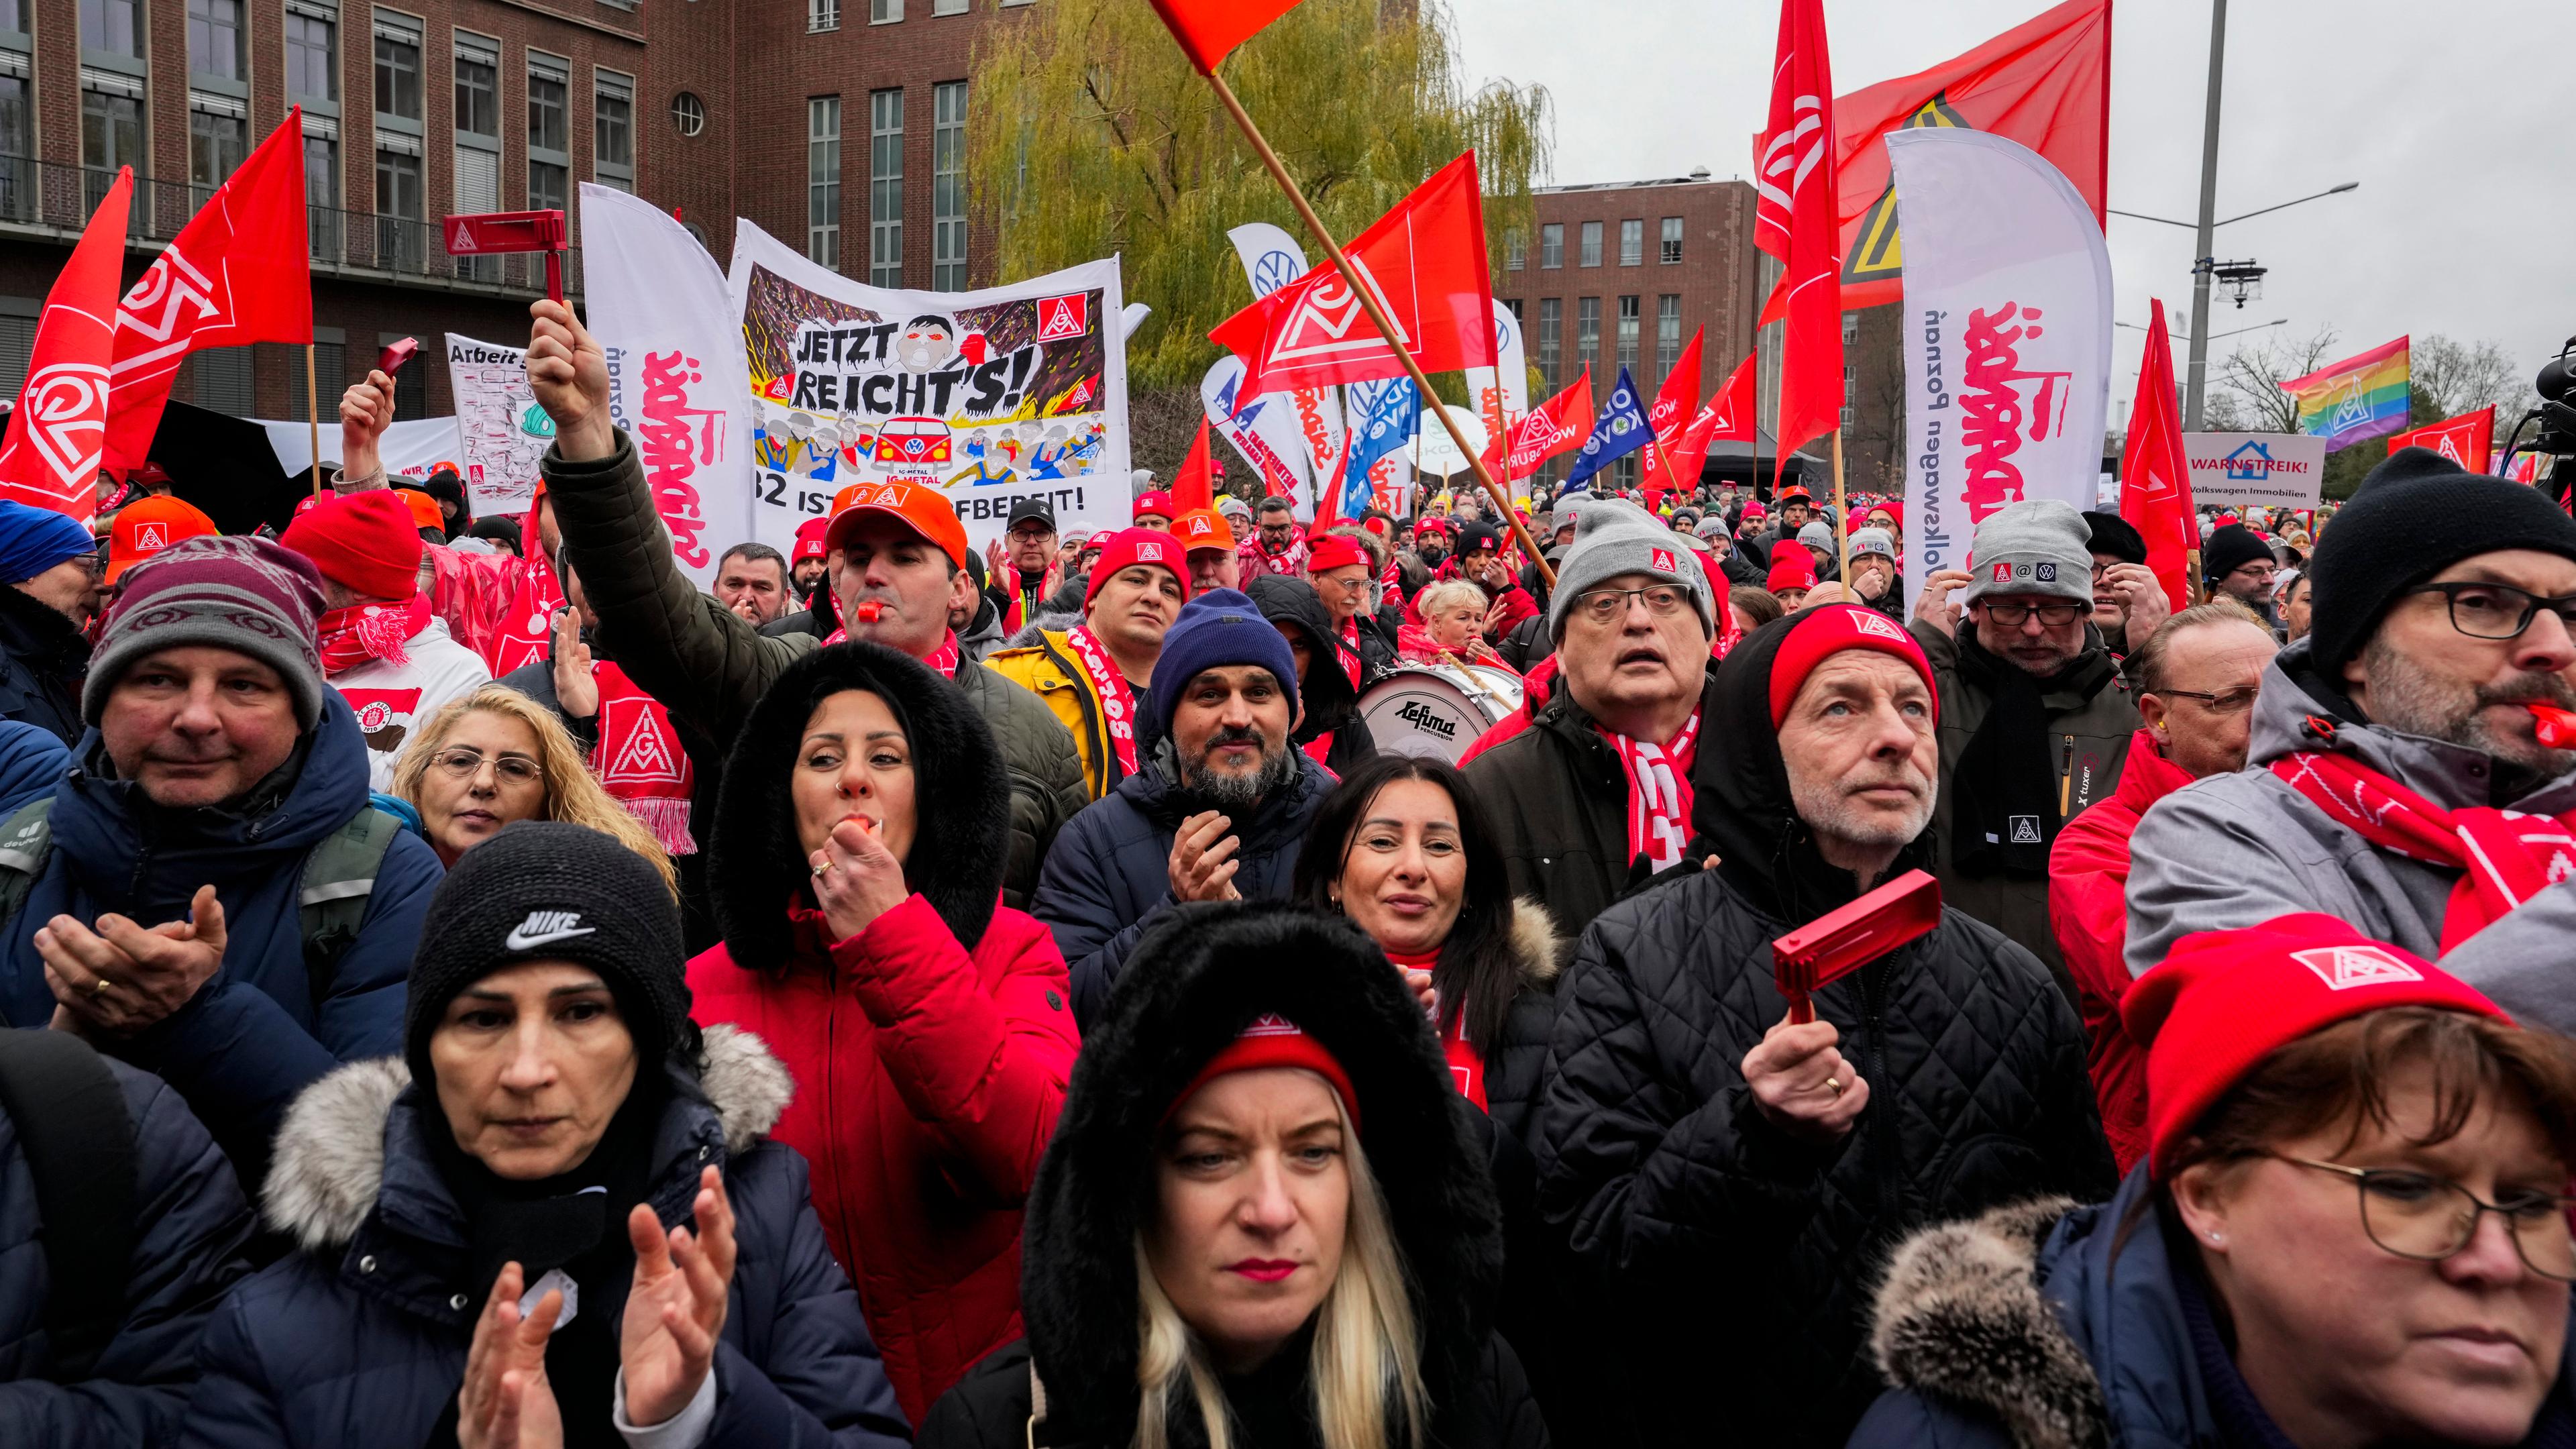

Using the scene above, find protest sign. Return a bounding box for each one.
[2182,431,2327,508]
[262,415,462,483]
[731,220,1130,555]
[443,333,551,513]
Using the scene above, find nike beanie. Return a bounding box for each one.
[403,820,691,1087]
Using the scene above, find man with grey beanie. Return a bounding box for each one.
[1466,497,1718,938]
[1796,519,1841,583]
[1910,499,2141,998]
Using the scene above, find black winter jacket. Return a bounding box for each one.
[1527,609,2116,1448]
[1246,574,1379,775]
[0,585,88,745]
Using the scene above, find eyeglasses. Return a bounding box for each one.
[428,748,542,784]
[1572,585,1689,625]
[1978,600,2084,627]
[2150,685,2261,716]
[2409,581,2576,642]
[2267,1153,2576,1281]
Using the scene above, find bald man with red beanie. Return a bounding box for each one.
[280,490,490,788]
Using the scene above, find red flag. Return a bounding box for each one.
[2120,299,2198,615]
[0,170,131,521]
[1705,351,1758,444]
[1503,368,1595,481]
[1171,418,1215,513]
[1758,0,2109,323]
[1754,0,1843,459]
[2387,407,2496,474]
[1210,152,1497,398]
[1640,328,1707,490]
[103,110,314,472]
[1148,0,1305,74]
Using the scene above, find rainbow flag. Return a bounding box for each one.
[2280,335,2410,451]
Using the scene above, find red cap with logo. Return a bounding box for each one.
[1133,489,1176,522]
[1766,603,1937,727]
[107,495,219,585]
[1306,534,1373,575]
[792,516,829,564]
[823,479,970,570]
[1173,509,1234,553]
[1083,527,1190,608]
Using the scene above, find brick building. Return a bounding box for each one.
[0,0,641,431]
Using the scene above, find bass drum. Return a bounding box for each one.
[1356,663,1526,763]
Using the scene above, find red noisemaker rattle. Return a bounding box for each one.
[2530,702,2576,749]
[850,600,885,623]
[1772,870,1943,1024]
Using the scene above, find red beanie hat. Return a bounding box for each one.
[1083,527,1189,608]
[1867,500,1904,529]
[1766,603,1938,727]
[2125,914,2510,1181]
[792,516,829,564]
[280,490,425,600]
[1766,547,1817,594]
[1305,533,1373,574]
[1166,1014,1360,1131]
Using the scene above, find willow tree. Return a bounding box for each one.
[967,0,1551,399]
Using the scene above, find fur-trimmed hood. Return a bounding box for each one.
[1002,608,1084,651]
[261,1022,793,1252]
[1020,901,1505,1442]
[1868,1195,2102,1449]
[710,639,1012,963]
[1504,896,1564,991]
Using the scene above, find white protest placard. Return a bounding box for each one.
[443,334,551,514]
[2182,431,2327,508]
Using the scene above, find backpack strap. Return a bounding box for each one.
[297,806,405,1014]
[0,796,57,963]
[0,1028,138,1381]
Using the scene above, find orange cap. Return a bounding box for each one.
[394,486,446,535]
[1172,508,1234,553]
[107,496,219,584]
[822,479,970,570]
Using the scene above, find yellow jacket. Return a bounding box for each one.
[983,629,1140,801]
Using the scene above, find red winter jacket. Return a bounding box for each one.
[2047,727,2194,1173]
[688,893,1079,1424]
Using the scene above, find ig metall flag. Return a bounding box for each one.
[1564,365,1651,487]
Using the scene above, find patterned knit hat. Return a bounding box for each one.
[85,535,327,727]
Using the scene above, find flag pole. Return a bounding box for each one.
[1831,427,1851,585]
[305,343,321,496]
[1204,70,1553,585]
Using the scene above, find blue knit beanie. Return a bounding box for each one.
[0,500,98,584]
[1147,588,1299,743]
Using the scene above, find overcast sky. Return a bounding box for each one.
[1450,0,2576,428]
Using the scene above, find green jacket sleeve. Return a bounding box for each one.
[539,431,808,751]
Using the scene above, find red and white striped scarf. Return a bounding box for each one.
[316,595,431,675]
[1597,710,1701,873]
[821,625,962,678]
[1063,625,1141,779]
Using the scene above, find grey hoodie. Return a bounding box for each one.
[2126,637,2576,1034]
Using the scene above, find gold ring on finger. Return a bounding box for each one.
[1824,1075,1841,1095]
[812,860,835,877]
[89,974,114,1000]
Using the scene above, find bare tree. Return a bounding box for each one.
[2412,334,2536,427]
[2207,326,2343,435]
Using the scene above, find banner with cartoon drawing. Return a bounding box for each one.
[729,221,1131,555]
[443,333,554,514]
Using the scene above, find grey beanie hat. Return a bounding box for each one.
[1957,499,2094,605]
[1850,527,1896,562]
[1797,520,1835,553]
[1546,497,1714,639]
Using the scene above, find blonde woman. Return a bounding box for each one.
[391,684,676,892]
[1397,578,1515,674]
[918,904,1546,1449]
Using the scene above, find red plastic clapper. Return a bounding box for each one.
[2531,703,2576,750]
[850,600,885,623]
[1772,870,1943,1024]
[378,337,419,376]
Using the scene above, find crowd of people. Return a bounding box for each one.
[0,294,2569,1449]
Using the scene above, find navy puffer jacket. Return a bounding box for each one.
[181,1025,912,1449]
[0,694,443,1184]
[0,1045,255,1446]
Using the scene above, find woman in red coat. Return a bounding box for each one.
[688,641,1079,1425]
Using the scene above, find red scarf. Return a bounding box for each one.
[1334,616,1364,690]
[1387,945,1484,1108]
[486,554,564,677]
[2272,749,2576,950]
[317,595,432,676]
[820,626,962,678]
[1004,564,1063,635]
[1597,710,1702,874]
[1063,625,1141,779]
[590,661,698,855]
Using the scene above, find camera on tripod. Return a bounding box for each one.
[2500,337,2576,504]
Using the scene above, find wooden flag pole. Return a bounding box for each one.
[306,343,322,496]
[1831,428,1851,586]
[1205,70,1553,586]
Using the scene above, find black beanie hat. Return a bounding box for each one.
[2080,510,2147,566]
[404,820,692,1087]
[2307,445,2576,674]
[2200,523,2273,584]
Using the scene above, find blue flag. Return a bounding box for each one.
[1565,365,1651,486]
[1338,376,1419,519]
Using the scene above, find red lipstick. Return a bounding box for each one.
[1226,1259,1296,1283]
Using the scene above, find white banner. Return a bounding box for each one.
[1222,221,1341,499]
[580,183,758,589]
[261,415,463,483]
[1890,129,2113,609]
[1201,356,1316,517]
[729,220,1130,556]
[443,333,551,514]
[1413,405,1489,479]
[2182,431,2326,508]
[1465,299,1528,449]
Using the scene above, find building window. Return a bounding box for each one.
[0,311,32,402]
[190,107,247,192]
[1539,223,1562,270]
[871,0,900,20]
[192,346,254,415]
[527,158,565,213]
[1576,297,1599,371]
[374,148,422,269]
[81,0,142,57]
[1504,228,1525,271]
[1613,453,1638,490]
[82,89,144,204]
[809,0,838,30]
[0,0,24,34]
[0,78,28,224]
[528,61,568,155]
[672,91,704,136]
[933,0,964,11]
[1616,294,1639,369]
[1656,294,1680,380]
[869,87,902,286]
[808,96,841,270]
[287,336,345,419]
[1619,219,1642,267]
[1660,216,1682,264]
[596,70,635,189]
[454,48,498,137]
[1579,221,1601,268]
[189,0,246,80]
[932,80,966,290]
[1536,297,1560,388]
[1842,312,1860,344]
[1842,362,1856,431]
[286,11,337,103]
[374,18,421,122]
[303,133,339,259]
